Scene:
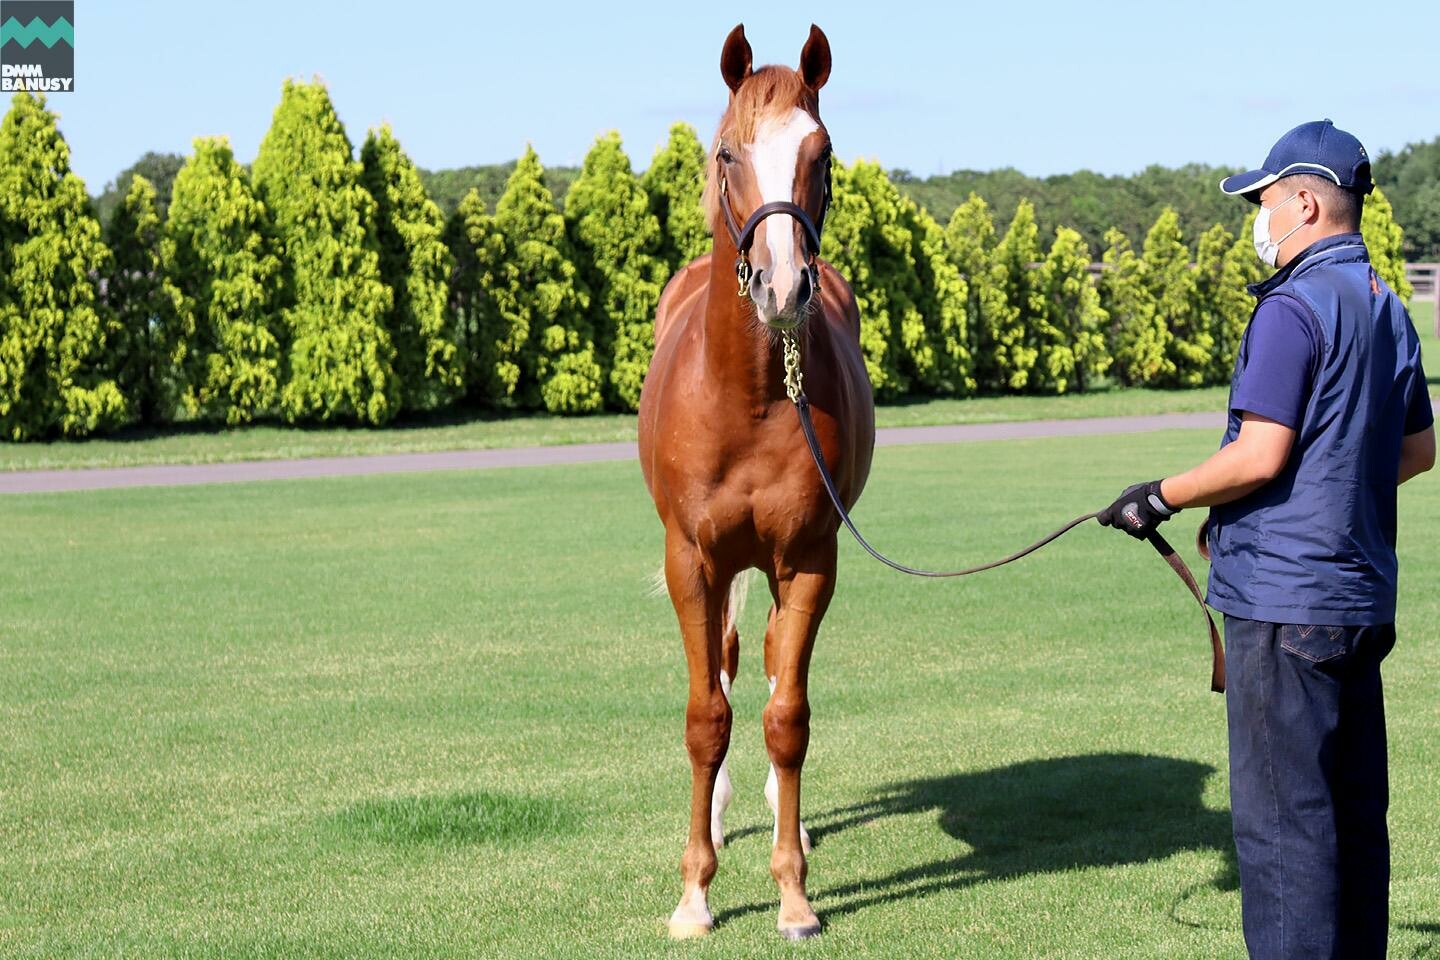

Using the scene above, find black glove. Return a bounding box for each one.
[1097,479,1178,540]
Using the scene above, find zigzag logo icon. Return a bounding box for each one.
[0,16,73,49]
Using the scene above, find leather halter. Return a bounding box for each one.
[715,147,831,297]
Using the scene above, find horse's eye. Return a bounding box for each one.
[718,145,735,164]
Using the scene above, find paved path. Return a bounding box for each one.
[0,411,1234,495]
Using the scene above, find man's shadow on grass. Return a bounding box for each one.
[717,752,1238,926]
[1403,922,1440,958]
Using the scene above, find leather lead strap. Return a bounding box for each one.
[1147,531,1226,693]
[793,395,1227,694]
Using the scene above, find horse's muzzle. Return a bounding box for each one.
[750,265,814,329]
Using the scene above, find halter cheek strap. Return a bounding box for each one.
[717,151,832,297]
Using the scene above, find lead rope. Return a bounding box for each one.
[780,330,1225,692]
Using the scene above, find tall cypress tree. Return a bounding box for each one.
[1100,228,1172,386]
[1193,222,1245,386]
[1143,208,1210,387]
[0,92,126,439]
[1362,186,1413,302]
[361,123,462,412]
[251,78,397,425]
[991,200,1043,391]
[820,160,887,391]
[820,160,927,399]
[445,187,505,406]
[947,194,1020,394]
[491,145,599,413]
[565,132,667,411]
[1034,226,1109,394]
[903,198,973,396]
[641,122,710,278]
[104,174,172,424]
[1209,214,1266,382]
[163,137,284,424]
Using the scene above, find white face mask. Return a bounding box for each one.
[1252,192,1305,268]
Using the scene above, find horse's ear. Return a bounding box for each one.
[721,24,753,94]
[799,24,831,91]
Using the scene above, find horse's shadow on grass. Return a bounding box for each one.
[717,751,1237,926]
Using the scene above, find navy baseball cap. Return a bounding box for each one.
[1220,119,1374,204]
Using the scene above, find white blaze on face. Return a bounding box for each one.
[745,107,819,317]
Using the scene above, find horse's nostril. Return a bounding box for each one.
[796,269,813,306]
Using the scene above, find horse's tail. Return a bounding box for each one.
[646,566,754,637]
[724,569,753,638]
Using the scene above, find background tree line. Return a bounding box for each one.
[1372,137,1440,260]
[0,84,1419,440]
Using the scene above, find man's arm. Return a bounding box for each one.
[1160,413,1297,508]
[1400,425,1436,485]
[1399,360,1434,485]
[1097,296,1313,538]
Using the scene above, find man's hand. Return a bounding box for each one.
[1097,479,1178,539]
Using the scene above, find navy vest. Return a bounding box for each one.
[1206,233,1426,625]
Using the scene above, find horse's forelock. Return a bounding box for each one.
[702,66,820,238]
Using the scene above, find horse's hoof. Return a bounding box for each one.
[779,923,822,941]
[668,921,714,940]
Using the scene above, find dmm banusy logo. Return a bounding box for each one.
[1,0,74,92]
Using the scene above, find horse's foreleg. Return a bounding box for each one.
[664,536,730,940]
[710,666,735,848]
[763,548,836,939]
[711,574,744,848]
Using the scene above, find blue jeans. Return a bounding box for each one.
[1224,615,1395,960]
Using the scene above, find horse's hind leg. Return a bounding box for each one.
[763,546,836,939]
[663,534,731,939]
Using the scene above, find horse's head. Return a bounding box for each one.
[703,24,833,331]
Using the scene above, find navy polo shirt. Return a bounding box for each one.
[1206,233,1433,626]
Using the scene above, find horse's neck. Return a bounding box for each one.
[702,234,784,409]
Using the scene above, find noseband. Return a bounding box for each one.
[716,149,831,297]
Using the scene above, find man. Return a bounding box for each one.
[1098,119,1436,960]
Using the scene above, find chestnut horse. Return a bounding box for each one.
[637,23,875,940]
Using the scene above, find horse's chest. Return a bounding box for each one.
[662,432,829,546]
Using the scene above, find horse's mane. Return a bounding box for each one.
[701,66,820,238]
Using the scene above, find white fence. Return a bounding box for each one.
[1406,263,1439,335]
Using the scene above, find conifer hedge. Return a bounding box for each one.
[0,89,1419,440]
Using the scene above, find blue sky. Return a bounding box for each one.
[53,0,1440,191]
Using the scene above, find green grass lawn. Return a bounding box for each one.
[3,429,1438,958]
